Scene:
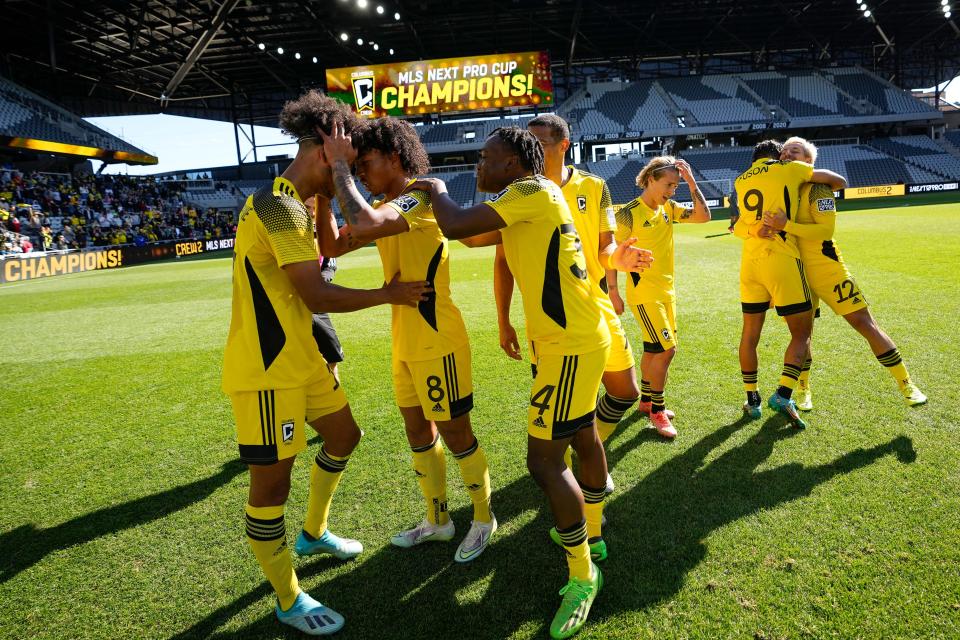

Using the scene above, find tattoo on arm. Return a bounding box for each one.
[331,159,365,227]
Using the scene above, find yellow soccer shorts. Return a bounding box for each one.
[230,365,348,465]
[604,313,636,372]
[740,251,812,317]
[804,259,869,317]
[392,343,474,421]
[527,345,609,440]
[630,298,678,353]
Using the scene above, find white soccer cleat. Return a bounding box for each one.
[390,519,455,548]
[604,473,615,495]
[454,515,497,563]
[795,386,813,412]
[902,383,927,407]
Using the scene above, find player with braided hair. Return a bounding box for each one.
[222,89,430,636]
[411,126,652,640]
[317,116,496,563]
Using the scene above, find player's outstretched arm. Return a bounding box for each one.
[285,261,431,313]
[314,195,369,258]
[408,178,506,240]
[458,230,503,247]
[493,244,521,360]
[676,159,712,223]
[810,169,847,190]
[321,123,409,241]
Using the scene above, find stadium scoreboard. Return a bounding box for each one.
[326,51,553,118]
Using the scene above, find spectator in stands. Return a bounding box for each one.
[19,236,33,253]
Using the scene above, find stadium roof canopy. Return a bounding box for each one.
[2,0,959,126]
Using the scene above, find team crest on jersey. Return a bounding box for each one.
[577,195,587,211]
[394,194,420,212]
[281,420,295,443]
[817,198,835,212]
[488,187,509,202]
[351,70,376,115]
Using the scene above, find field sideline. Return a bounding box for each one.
[1,204,958,640]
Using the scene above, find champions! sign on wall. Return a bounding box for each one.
[326,51,553,118]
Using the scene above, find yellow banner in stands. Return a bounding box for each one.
[843,184,905,199]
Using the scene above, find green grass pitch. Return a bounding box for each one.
[1,202,958,639]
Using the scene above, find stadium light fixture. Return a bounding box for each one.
[277,47,284,54]
[340,32,349,41]
[394,12,400,20]
[295,52,301,59]
[257,42,265,50]
[373,43,379,50]
[943,0,949,5]
[376,5,384,14]
[357,0,368,8]
[312,56,318,63]
[863,9,871,17]
[947,11,952,17]
[389,48,394,55]
[357,38,364,45]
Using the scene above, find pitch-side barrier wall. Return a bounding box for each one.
[0,237,236,284]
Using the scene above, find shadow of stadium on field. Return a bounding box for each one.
[168,417,915,640]
[0,460,246,585]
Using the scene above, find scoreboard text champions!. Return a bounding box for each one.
[326,51,554,118]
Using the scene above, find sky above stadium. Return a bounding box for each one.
[86,78,960,176]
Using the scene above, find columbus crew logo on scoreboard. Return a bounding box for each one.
[351,70,376,115]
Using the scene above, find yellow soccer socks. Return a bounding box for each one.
[453,438,492,523]
[411,434,449,526]
[302,447,350,538]
[245,504,299,611]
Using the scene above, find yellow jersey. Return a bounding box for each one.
[374,186,469,362]
[486,175,610,356]
[222,177,322,393]
[561,166,616,293]
[793,183,844,268]
[733,159,814,259]
[614,197,689,303]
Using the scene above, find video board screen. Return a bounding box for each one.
[326,51,553,118]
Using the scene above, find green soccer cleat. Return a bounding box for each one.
[276,591,344,636]
[549,563,603,640]
[767,392,807,429]
[295,529,363,560]
[795,386,813,412]
[548,527,608,562]
[902,383,927,407]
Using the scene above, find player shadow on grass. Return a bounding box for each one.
[167,416,915,640]
[0,459,246,585]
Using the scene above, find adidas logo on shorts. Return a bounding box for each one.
[432,402,444,412]
[533,416,547,428]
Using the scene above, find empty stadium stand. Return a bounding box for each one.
[0,76,149,156]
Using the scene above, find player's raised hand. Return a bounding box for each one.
[498,322,522,360]
[610,237,654,273]
[675,158,695,184]
[407,177,448,196]
[383,272,432,307]
[761,208,788,231]
[318,121,357,165]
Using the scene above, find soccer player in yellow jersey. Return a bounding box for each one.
[733,140,847,427]
[412,127,650,640]
[615,156,712,438]
[494,115,645,487]
[221,91,429,636]
[314,117,496,562]
[758,136,926,408]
